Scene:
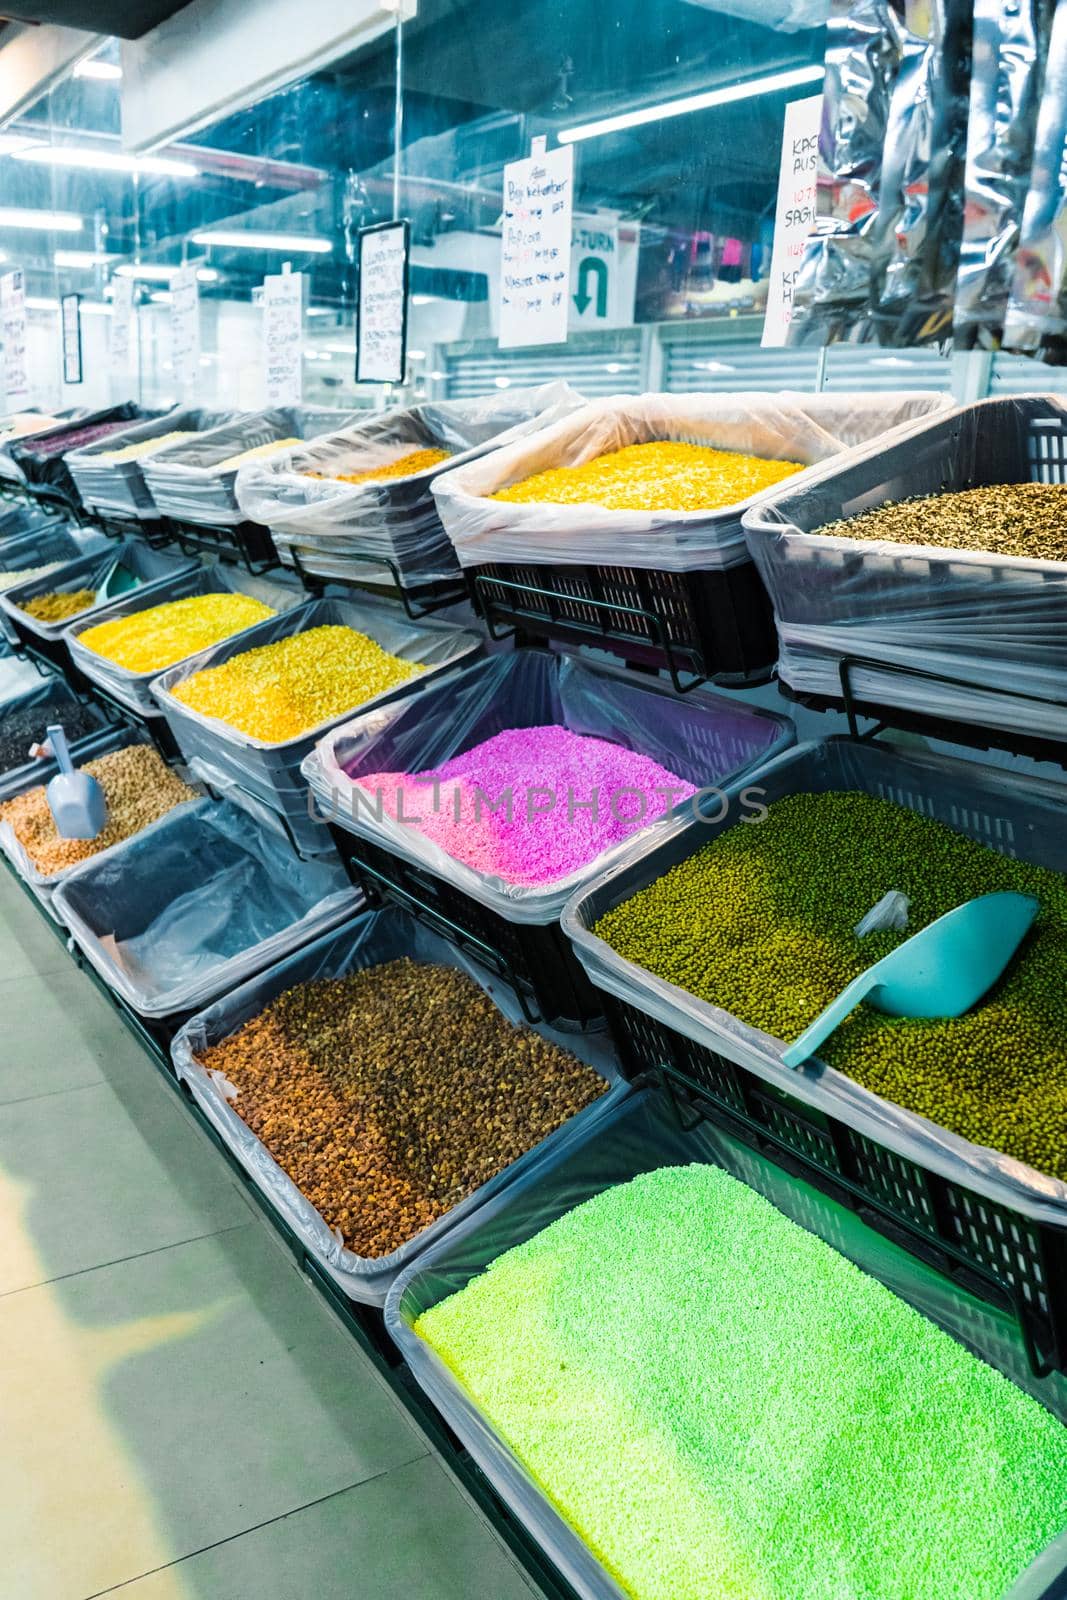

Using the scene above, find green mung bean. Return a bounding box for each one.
[818,482,1067,560]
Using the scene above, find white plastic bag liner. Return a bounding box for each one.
[235,383,583,586]
[65,564,304,717]
[431,391,954,574]
[303,650,794,925]
[387,1087,1067,1600]
[142,406,358,527]
[171,905,624,1305]
[0,541,197,646]
[53,797,356,1017]
[743,394,1067,739]
[66,407,233,519]
[0,649,57,707]
[0,727,203,893]
[563,737,1067,1227]
[0,674,113,802]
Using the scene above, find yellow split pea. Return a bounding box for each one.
[171,624,424,742]
[492,439,804,513]
[79,593,276,674]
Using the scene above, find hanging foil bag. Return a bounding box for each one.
[1003,0,1067,361]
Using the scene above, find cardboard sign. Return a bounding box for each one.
[1,270,29,405]
[61,293,83,386]
[170,266,200,393]
[762,94,822,347]
[357,220,409,383]
[499,143,574,348]
[263,269,303,405]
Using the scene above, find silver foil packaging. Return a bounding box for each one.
[1004,0,1067,360]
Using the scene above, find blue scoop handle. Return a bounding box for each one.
[45,723,74,774]
[782,972,880,1069]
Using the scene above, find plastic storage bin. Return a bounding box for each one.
[171,906,624,1306]
[434,391,951,689]
[562,736,1067,1373]
[0,542,197,671]
[11,403,156,512]
[65,406,232,522]
[53,797,357,1030]
[389,1086,1067,1600]
[304,649,794,1024]
[0,674,113,803]
[235,384,580,611]
[743,395,1067,746]
[64,564,302,719]
[150,593,483,856]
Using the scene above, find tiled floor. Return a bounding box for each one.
[0,875,539,1600]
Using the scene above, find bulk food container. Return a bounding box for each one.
[53,797,357,1037]
[743,395,1067,745]
[0,542,197,672]
[65,564,302,719]
[65,406,233,522]
[11,403,157,512]
[150,593,482,856]
[141,406,357,529]
[171,906,624,1306]
[234,383,581,611]
[388,1087,1067,1600]
[562,736,1067,1374]
[303,649,793,1025]
[433,391,951,689]
[0,673,113,804]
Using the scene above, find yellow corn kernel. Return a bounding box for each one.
[491,440,804,513]
[216,438,301,471]
[170,623,424,742]
[305,447,451,487]
[80,593,275,673]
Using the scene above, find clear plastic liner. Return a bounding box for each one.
[0,674,112,802]
[65,564,304,717]
[954,0,1053,349]
[235,383,582,587]
[1004,0,1067,360]
[431,391,952,573]
[10,403,157,505]
[141,406,358,527]
[387,1086,1067,1600]
[303,650,794,924]
[65,406,233,519]
[0,521,83,575]
[53,798,356,1017]
[0,650,60,707]
[0,541,197,646]
[170,906,624,1305]
[562,737,1067,1227]
[743,394,1067,738]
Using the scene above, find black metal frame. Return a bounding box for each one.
[288,544,470,621]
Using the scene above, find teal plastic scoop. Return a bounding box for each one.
[40,724,107,840]
[95,557,139,605]
[782,891,1039,1070]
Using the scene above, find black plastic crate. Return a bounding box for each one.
[469,559,776,692]
[600,977,1067,1379]
[328,828,600,1027]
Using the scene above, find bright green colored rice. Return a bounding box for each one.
[417,1164,1067,1600]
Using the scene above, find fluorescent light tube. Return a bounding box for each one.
[558,63,824,143]
[15,146,197,178]
[0,208,81,232]
[74,59,122,81]
[191,229,332,254]
[55,249,112,269]
[114,263,218,283]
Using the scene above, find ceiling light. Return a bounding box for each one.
[306,306,334,317]
[0,134,36,157]
[196,268,220,283]
[494,376,512,388]
[150,290,172,304]
[190,229,332,254]
[0,208,81,233]
[55,249,112,269]
[26,296,59,311]
[605,362,623,373]
[558,63,824,144]
[74,58,122,81]
[696,359,738,373]
[407,349,426,360]
[114,263,218,284]
[429,370,447,381]
[412,294,437,306]
[15,145,198,178]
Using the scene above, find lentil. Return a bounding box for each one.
[358,725,694,885]
[170,623,423,742]
[491,440,803,513]
[594,791,1067,1180]
[307,446,451,486]
[79,592,275,673]
[819,481,1067,560]
[20,587,96,623]
[198,957,606,1258]
[418,1163,1067,1600]
[0,741,195,874]
[0,692,99,773]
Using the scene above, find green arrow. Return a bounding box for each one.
[572,255,608,317]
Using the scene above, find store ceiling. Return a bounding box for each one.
[0,0,191,37]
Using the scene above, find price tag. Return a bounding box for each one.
[170,266,200,394]
[61,293,83,386]
[499,143,574,349]
[262,270,304,405]
[1,269,29,405]
[762,94,822,347]
[357,220,409,383]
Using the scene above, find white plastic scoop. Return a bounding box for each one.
[38,723,106,839]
